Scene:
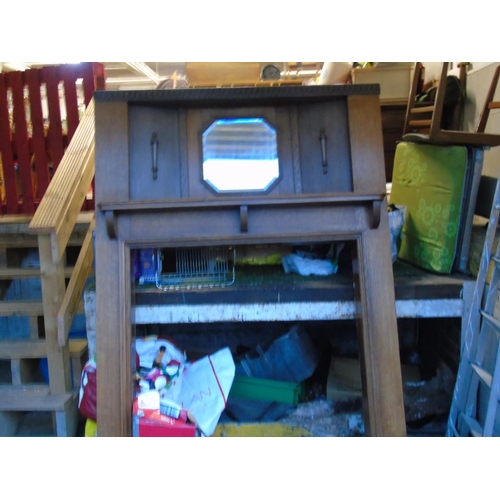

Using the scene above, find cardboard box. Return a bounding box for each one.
[351,65,413,103]
[132,400,199,437]
[327,357,420,400]
[186,62,261,87]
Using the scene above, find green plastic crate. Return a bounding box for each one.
[229,376,305,405]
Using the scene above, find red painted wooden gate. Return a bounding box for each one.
[0,62,105,215]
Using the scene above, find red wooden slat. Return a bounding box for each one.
[25,68,51,202]
[0,74,20,214]
[7,71,35,214]
[81,62,106,106]
[87,179,95,210]
[93,63,106,90]
[60,65,80,143]
[41,66,64,172]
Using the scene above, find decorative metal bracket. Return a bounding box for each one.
[151,132,158,180]
[319,128,328,174]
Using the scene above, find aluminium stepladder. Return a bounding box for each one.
[447,176,500,436]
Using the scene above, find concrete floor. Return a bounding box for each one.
[6,404,448,437]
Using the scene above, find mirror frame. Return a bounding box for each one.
[201,117,282,196]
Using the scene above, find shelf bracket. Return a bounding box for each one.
[104,211,117,239]
[371,200,381,229]
[240,205,248,233]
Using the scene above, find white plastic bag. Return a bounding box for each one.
[135,337,186,369]
[161,347,235,436]
[282,253,336,276]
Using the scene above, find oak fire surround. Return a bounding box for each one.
[93,85,406,437]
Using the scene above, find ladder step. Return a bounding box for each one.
[0,299,84,317]
[470,362,493,388]
[0,338,87,359]
[480,310,500,333]
[460,413,484,437]
[0,339,47,358]
[491,256,500,266]
[0,234,87,249]
[0,386,76,412]
[408,119,432,127]
[489,102,500,109]
[0,300,44,316]
[410,105,435,114]
[0,268,43,279]
[0,266,95,280]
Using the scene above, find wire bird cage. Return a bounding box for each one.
[156,246,236,290]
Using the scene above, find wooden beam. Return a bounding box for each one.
[0,300,44,316]
[0,338,89,360]
[0,299,83,317]
[57,216,95,346]
[0,386,74,411]
[0,339,47,358]
[50,143,95,263]
[38,234,72,394]
[0,266,93,279]
[29,99,95,263]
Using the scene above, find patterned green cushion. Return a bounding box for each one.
[390,142,467,274]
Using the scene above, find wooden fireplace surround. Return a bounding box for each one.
[93,85,406,436]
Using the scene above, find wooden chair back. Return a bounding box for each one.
[402,62,500,148]
[403,62,467,138]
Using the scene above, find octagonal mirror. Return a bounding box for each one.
[202,118,279,193]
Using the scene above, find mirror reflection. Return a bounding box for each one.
[202,118,279,193]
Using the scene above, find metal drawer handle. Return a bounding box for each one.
[319,128,328,174]
[151,132,159,180]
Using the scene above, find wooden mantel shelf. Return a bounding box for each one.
[99,192,385,239]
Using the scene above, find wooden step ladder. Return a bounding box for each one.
[0,215,93,436]
[447,176,500,436]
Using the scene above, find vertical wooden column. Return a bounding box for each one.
[38,235,71,392]
[95,101,132,436]
[38,234,73,435]
[348,94,406,436]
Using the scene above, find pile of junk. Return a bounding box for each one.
[79,320,455,437]
[78,324,324,437]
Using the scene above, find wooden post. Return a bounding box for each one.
[95,100,132,436]
[348,94,406,436]
[38,235,72,387]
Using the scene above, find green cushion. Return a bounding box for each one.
[390,142,467,274]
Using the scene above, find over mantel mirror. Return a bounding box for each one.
[202,117,280,194]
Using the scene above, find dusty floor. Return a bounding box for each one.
[10,402,448,437]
